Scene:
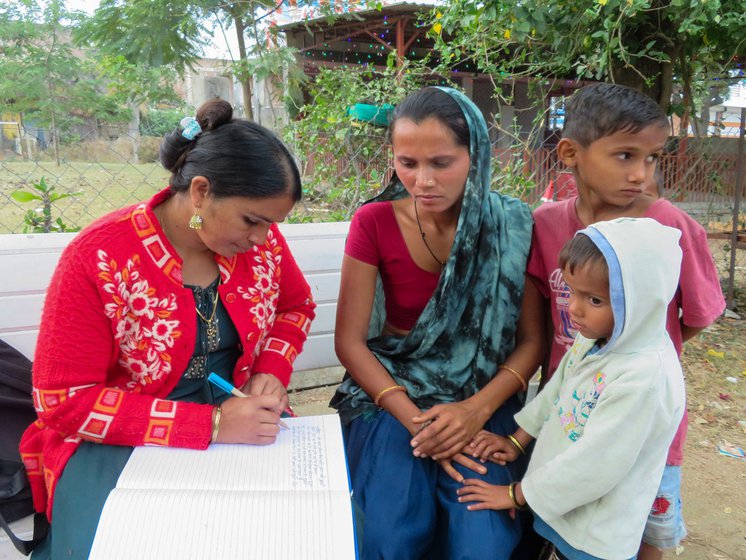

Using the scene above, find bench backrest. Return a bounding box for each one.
[0,222,349,372]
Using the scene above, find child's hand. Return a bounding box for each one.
[457,479,515,516]
[468,430,519,465]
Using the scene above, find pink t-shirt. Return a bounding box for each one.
[345,201,441,331]
[527,196,725,465]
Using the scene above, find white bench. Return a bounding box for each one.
[0,222,350,372]
[0,222,349,559]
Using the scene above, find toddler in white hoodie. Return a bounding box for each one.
[458,218,686,560]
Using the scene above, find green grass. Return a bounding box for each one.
[0,161,169,233]
[0,160,347,232]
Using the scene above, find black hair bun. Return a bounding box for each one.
[197,99,233,132]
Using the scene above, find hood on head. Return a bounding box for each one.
[579,217,682,354]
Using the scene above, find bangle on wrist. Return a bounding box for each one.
[508,481,528,510]
[499,364,528,392]
[507,434,526,455]
[211,405,222,443]
[373,384,407,407]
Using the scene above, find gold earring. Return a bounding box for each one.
[188,212,203,230]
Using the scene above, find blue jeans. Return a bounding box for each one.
[642,465,686,549]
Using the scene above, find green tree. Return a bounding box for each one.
[76,1,199,162]
[95,54,183,163]
[433,0,746,119]
[0,0,127,164]
[78,0,353,122]
[285,56,439,219]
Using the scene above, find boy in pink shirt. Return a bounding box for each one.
[527,83,725,559]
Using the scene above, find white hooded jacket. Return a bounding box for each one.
[516,218,687,559]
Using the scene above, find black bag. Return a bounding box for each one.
[0,339,49,555]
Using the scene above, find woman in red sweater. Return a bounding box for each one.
[20,99,315,558]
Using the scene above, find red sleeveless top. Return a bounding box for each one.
[345,201,440,331]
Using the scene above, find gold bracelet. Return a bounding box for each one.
[211,405,222,443]
[508,481,528,510]
[507,434,526,455]
[374,384,407,407]
[499,364,528,392]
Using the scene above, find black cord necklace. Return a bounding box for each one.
[195,281,220,341]
[413,198,447,268]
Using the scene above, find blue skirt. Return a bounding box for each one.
[344,396,525,560]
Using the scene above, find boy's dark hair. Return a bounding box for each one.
[387,87,470,149]
[559,233,609,280]
[562,83,669,147]
[160,98,302,201]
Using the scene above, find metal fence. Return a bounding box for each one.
[1,118,744,308]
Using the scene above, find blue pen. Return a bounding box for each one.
[208,373,290,430]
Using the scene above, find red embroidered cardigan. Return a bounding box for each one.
[19,189,316,518]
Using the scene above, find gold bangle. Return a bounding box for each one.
[211,405,222,443]
[507,434,526,455]
[374,384,407,407]
[499,364,528,392]
[508,481,528,510]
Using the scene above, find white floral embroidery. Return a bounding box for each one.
[238,230,282,335]
[97,250,180,387]
[145,318,180,350]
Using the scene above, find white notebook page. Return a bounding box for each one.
[89,415,356,559]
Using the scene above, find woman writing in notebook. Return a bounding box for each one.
[20,99,315,559]
[331,87,544,558]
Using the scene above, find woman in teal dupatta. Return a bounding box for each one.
[331,87,543,559]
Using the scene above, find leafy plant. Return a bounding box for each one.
[11,177,81,233]
[431,0,746,120]
[140,107,187,137]
[285,56,441,219]
[491,151,540,204]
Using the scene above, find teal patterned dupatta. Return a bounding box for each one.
[330,87,533,425]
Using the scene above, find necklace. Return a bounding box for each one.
[413,198,447,268]
[195,280,220,344]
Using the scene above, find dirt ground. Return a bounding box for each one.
[291,317,746,559]
[664,317,746,559]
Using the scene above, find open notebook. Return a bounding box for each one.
[89,414,356,559]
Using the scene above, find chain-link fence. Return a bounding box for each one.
[1,114,744,308]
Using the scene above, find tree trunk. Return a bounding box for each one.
[658,59,673,116]
[49,101,61,167]
[128,100,141,164]
[234,15,254,120]
[611,58,666,111]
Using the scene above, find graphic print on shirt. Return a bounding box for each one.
[549,267,577,350]
[557,372,607,441]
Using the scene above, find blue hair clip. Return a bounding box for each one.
[180,116,202,141]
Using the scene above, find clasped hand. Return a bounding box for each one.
[215,373,288,445]
[409,401,491,482]
[458,434,524,517]
[467,430,521,465]
[243,372,289,414]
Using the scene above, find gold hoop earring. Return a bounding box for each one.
[188,212,203,230]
